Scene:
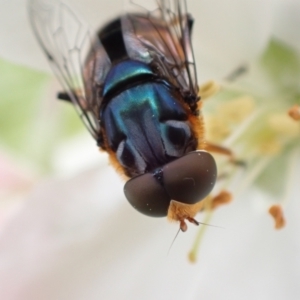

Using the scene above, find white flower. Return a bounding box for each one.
[0,0,299,299]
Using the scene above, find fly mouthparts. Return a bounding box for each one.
[179,217,199,232]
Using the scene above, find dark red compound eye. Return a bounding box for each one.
[123,171,170,217]
[123,151,217,217]
[163,151,217,204]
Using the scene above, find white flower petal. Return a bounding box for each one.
[0,163,299,299]
[273,0,300,53]
[191,0,276,81]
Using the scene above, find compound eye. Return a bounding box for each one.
[124,172,170,217]
[163,151,217,204]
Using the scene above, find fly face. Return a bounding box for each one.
[29,0,217,231]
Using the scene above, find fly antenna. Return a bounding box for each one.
[187,217,224,229]
[197,221,224,229]
[167,227,181,256]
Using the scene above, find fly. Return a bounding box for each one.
[28,0,217,231]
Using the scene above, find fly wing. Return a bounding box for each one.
[123,0,199,105]
[28,0,111,144]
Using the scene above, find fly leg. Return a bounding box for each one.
[57,91,72,102]
[57,91,89,110]
[205,142,246,167]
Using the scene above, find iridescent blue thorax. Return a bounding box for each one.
[101,60,197,177]
[102,60,154,98]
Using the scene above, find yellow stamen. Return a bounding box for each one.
[188,209,213,263]
[188,191,232,263]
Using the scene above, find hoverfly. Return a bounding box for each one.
[29,0,217,231]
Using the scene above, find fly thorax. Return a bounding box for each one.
[102,78,197,177]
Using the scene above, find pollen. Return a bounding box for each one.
[199,80,220,100]
[288,104,300,121]
[205,95,256,142]
[218,95,255,123]
[205,115,231,142]
[258,140,282,155]
[210,190,233,209]
[268,113,300,137]
[188,251,197,263]
[269,205,286,229]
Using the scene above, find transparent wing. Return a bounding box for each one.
[28,0,103,140]
[124,0,199,102]
[160,0,198,94]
